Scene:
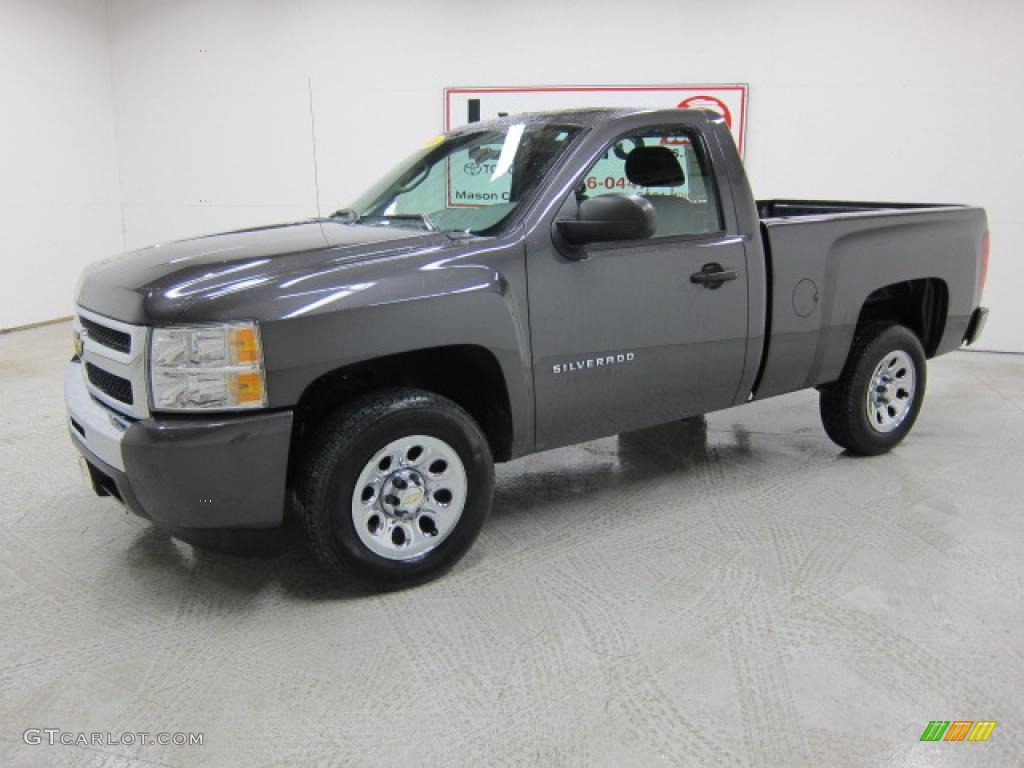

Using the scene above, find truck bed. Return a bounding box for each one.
[752,201,987,400]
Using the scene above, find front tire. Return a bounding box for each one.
[297,388,494,587]
[819,323,927,456]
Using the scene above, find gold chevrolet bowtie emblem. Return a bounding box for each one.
[402,488,424,507]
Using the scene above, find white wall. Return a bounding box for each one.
[0,0,123,330]
[9,0,1024,351]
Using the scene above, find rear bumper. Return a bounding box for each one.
[963,306,989,346]
[66,361,293,532]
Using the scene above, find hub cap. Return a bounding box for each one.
[351,435,468,561]
[865,349,916,433]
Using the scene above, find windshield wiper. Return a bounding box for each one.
[356,213,438,232]
[326,210,438,232]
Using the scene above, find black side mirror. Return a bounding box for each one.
[556,195,656,246]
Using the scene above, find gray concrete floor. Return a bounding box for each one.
[1,322,1022,768]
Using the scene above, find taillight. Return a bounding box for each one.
[980,232,990,293]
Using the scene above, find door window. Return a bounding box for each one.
[578,129,723,238]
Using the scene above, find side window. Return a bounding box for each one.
[578,128,723,238]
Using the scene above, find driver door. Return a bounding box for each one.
[527,125,750,450]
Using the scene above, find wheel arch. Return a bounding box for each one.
[853,277,949,357]
[288,345,515,481]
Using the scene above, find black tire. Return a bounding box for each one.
[819,323,927,456]
[297,388,494,587]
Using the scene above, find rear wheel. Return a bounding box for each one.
[819,323,927,456]
[297,388,494,587]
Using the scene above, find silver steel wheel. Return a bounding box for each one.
[351,434,468,561]
[865,349,917,433]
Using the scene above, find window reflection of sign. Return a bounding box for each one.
[447,144,511,208]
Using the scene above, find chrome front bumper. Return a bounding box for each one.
[65,361,128,472]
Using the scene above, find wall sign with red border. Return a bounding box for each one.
[443,84,749,156]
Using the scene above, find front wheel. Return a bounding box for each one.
[297,388,494,587]
[819,323,927,456]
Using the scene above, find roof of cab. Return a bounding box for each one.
[449,107,719,134]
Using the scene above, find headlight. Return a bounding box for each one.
[149,322,267,411]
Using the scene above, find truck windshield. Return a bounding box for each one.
[347,123,581,234]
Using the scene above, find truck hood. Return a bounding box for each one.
[76,220,449,324]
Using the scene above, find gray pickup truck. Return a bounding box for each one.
[67,108,990,585]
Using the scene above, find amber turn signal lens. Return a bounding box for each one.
[230,327,261,364]
[231,371,265,404]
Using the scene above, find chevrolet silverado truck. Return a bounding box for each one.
[66,108,990,586]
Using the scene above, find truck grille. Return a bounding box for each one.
[80,315,132,354]
[86,363,135,405]
[76,307,149,418]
